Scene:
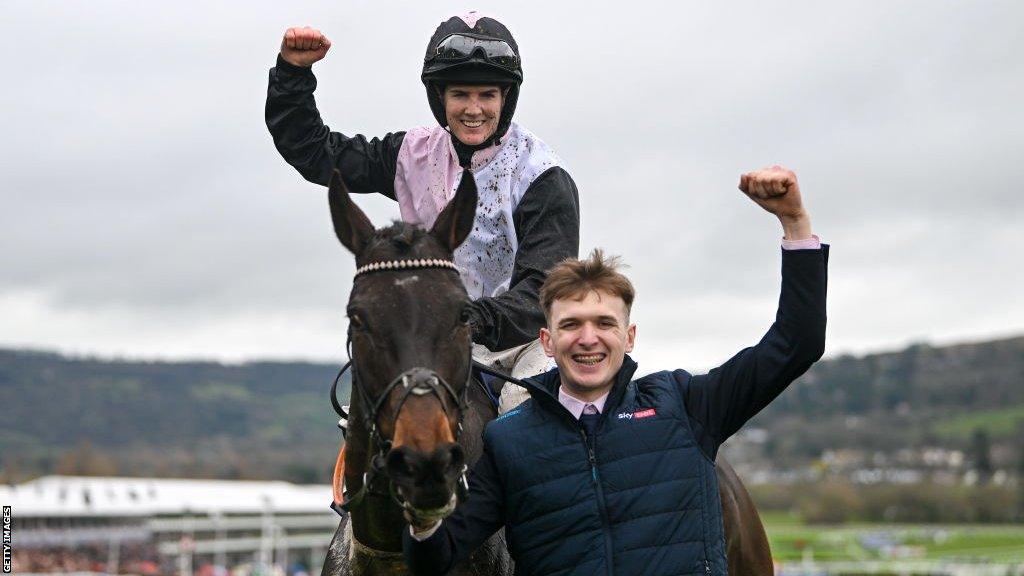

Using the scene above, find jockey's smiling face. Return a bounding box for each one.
[540,290,636,402]
[443,85,503,146]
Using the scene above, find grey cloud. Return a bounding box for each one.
[1,0,1021,365]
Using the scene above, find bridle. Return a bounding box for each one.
[330,257,473,516]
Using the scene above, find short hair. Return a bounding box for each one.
[540,249,635,319]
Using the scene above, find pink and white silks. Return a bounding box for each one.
[393,122,563,300]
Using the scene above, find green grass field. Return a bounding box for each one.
[762,512,1024,564]
[932,404,1024,439]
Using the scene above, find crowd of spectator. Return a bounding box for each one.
[12,543,162,574]
[12,547,313,576]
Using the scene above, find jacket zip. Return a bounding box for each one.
[523,371,637,575]
[581,428,616,575]
[700,466,714,575]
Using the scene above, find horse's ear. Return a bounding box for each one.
[430,171,478,252]
[328,170,375,256]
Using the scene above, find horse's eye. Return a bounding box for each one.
[459,306,473,326]
[349,313,366,331]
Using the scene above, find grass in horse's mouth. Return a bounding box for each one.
[404,493,458,523]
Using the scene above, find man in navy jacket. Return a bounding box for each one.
[403,166,828,576]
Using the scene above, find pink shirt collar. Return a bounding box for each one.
[558,386,610,419]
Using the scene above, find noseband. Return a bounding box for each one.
[331,257,472,515]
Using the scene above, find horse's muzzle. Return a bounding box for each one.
[386,442,466,510]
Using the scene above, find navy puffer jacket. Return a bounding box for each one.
[491,361,729,576]
[405,246,829,575]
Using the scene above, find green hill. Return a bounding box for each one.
[0,349,350,483]
[2,335,1022,483]
[748,336,1024,466]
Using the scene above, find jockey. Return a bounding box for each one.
[266,13,580,413]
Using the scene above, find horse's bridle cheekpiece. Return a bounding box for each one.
[331,257,471,518]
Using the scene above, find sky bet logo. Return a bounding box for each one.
[617,408,656,420]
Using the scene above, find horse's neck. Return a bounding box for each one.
[460,378,497,465]
[348,494,406,553]
[341,520,408,576]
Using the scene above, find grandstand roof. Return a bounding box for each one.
[0,475,332,518]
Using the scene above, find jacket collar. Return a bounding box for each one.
[523,355,639,418]
[447,124,508,169]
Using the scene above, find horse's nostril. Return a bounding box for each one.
[386,448,414,480]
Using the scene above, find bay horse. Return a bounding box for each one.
[317,169,773,575]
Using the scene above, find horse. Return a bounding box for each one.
[319,170,513,576]
[717,455,774,575]
[317,169,773,575]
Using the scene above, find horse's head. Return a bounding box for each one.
[328,170,477,519]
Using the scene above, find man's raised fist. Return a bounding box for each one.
[739,165,812,239]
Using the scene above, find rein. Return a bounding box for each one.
[329,257,487,517]
[329,359,530,426]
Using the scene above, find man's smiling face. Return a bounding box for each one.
[443,84,503,146]
[540,289,636,401]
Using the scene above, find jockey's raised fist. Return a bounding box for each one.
[738,166,812,239]
[280,26,331,68]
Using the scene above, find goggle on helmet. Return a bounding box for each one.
[426,33,521,74]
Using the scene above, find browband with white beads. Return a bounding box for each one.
[354,258,459,277]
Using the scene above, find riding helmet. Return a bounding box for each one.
[421,13,523,144]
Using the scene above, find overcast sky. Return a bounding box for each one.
[2,0,1021,372]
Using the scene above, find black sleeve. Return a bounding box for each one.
[677,246,829,459]
[466,166,581,351]
[265,55,404,197]
[403,440,506,576]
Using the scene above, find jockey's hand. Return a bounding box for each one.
[280,26,331,68]
[738,165,813,240]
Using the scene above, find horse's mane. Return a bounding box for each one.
[377,221,432,252]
